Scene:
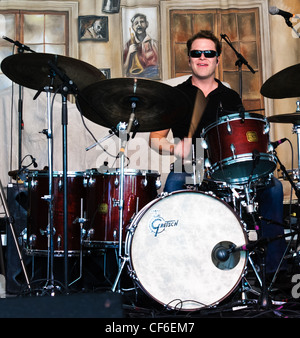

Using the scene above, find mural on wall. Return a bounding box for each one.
[78,15,109,41]
[122,7,160,79]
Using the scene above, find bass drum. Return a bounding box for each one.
[125,190,248,311]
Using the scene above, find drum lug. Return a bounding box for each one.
[230,144,236,158]
[142,177,148,187]
[87,228,95,240]
[155,178,161,190]
[57,235,62,250]
[41,194,51,202]
[226,120,232,134]
[268,143,274,152]
[201,138,208,149]
[112,198,120,207]
[88,177,96,186]
[114,177,119,187]
[204,158,211,168]
[29,234,37,248]
[263,120,270,134]
[40,225,56,236]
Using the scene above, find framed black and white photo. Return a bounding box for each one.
[102,0,120,14]
[78,16,109,42]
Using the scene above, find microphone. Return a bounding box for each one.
[271,138,287,149]
[214,247,231,262]
[269,6,299,19]
[30,156,38,168]
[2,36,35,52]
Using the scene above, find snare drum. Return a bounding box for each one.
[25,171,87,256]
[84,168,160,248]
[125,190,247,311]
[202,113,276,184]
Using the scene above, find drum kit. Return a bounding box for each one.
[1,48,300,312]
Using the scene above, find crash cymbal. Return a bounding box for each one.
[261,64,300,99]
[77,78,192,132]
[1,53,105,92]
[268,113,300,124]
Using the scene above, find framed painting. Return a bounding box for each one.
[121,7,160,79]
[78,15,109,42]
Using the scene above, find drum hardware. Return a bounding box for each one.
[68,200,86,287]
[85,131,115,152]
[0,52,105,292]
[112,88,140,293]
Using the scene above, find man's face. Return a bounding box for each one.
[132,16,148,35]
[189,38,219,80]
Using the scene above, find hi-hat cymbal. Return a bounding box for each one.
[268,113,300,124]
[261,64,300,99]
[77,78,192,132]
[1,53,105,92]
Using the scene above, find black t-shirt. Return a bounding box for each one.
[172,77,244,141]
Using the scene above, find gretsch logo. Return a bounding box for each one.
[149,210,179,237]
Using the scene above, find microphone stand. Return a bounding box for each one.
[283,18,300,38]
[2,37,36,169]
[220,34,256,98]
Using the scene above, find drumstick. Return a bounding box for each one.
[187,88,207,138]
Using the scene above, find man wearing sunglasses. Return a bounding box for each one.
[150,30,288,289]
[150,30,244,185]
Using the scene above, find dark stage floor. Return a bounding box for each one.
[1,249,300,320]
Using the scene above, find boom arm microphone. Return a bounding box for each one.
[269,6,300,20]
[271,138,287,149]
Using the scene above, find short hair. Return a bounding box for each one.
[187,30,222,56]
[131,13,147,24]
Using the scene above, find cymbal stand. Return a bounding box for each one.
[112,95,138,293]
[48,59,80,291]
[41,85,55,289]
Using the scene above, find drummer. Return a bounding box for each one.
[149,30,288,282]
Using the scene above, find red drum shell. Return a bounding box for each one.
[84,169,160,248]
[26,171,86,256]
[203,113,276,183]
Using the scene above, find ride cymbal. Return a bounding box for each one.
[77,77,192,132]
[1,53,105,92]
[261,64,300,99]
[268,113,300,124]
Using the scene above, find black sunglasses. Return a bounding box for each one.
[189,50,219,58]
